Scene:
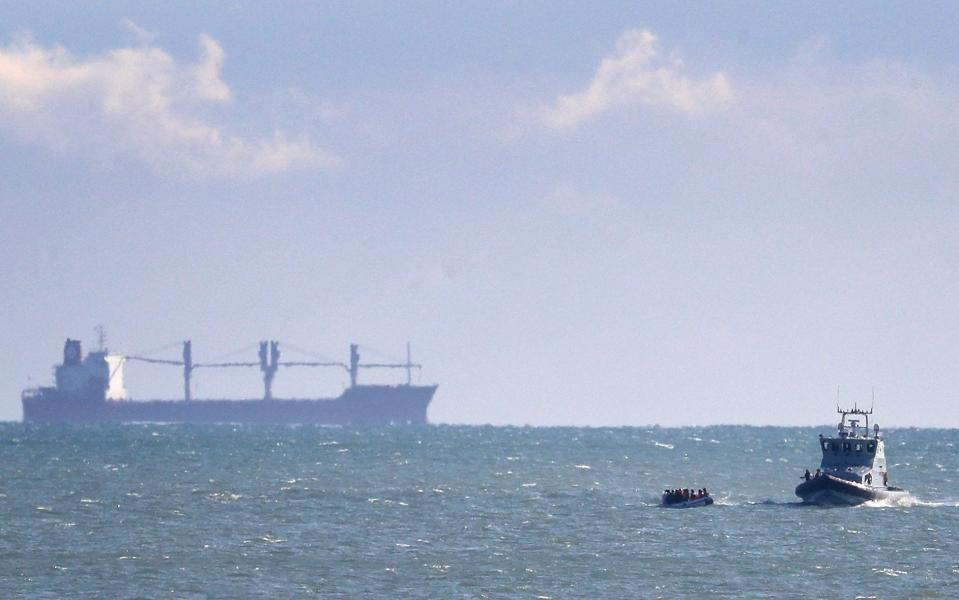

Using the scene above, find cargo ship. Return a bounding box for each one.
[22,336,436,425]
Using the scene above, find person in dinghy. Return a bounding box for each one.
[662,487,714,508]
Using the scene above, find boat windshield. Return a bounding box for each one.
[821,438,878,455]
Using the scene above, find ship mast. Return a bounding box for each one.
[349,343,422,387]
[183,340,193,401]
[350,344,360,388]
[259,340,280,400]
[406,342,412,386]
[95,325,107,353]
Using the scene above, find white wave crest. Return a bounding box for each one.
[859,494,959,508]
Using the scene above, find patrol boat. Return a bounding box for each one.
[795,406,907,505]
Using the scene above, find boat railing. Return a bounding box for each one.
[837,405,880,438]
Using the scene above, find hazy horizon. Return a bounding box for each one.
[4,3,959,426]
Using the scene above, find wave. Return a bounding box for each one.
[742,495,959,508]
[859,495,959,508]
[743,499,806,508]
[639,493,959,509]
[640,496,959,509]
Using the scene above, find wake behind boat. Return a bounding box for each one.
[662,487,713,508]
[795,406,908,506]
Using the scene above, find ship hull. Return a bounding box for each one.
[795,474,907,506]
[22,385,436,425]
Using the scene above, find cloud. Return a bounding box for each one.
[121,19,158,46]
[192,35,231,102]
[529,31,959,198]
[725,42,959,183]
[540,29,733,130]
[0,33,340,178]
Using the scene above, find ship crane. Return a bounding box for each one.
[351,342,422,386]
[126,341,258,401]
[123,340,422,401]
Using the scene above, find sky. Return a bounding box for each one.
[3,2,959,426]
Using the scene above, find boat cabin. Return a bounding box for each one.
[816,407,888,487]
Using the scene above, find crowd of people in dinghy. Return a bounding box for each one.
[663,488,709,503]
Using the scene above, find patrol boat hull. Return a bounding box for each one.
[795,474,907,506]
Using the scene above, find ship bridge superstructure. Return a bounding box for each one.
[817,406,888,486]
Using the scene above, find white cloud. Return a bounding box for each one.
[726,43,959,183]
[0,33,340,178]
[531,31,959,197]
[121,19,157,46]
[192,35,231,102]
[541,29,733,130]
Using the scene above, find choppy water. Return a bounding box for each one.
[1,424,958,598]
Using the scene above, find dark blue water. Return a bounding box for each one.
[2,424,958,597]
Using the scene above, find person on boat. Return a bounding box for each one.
[814,468,821,478]
[702,487,708,497]
[804,469,811,481]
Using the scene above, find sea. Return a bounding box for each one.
[1,424,958,598]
